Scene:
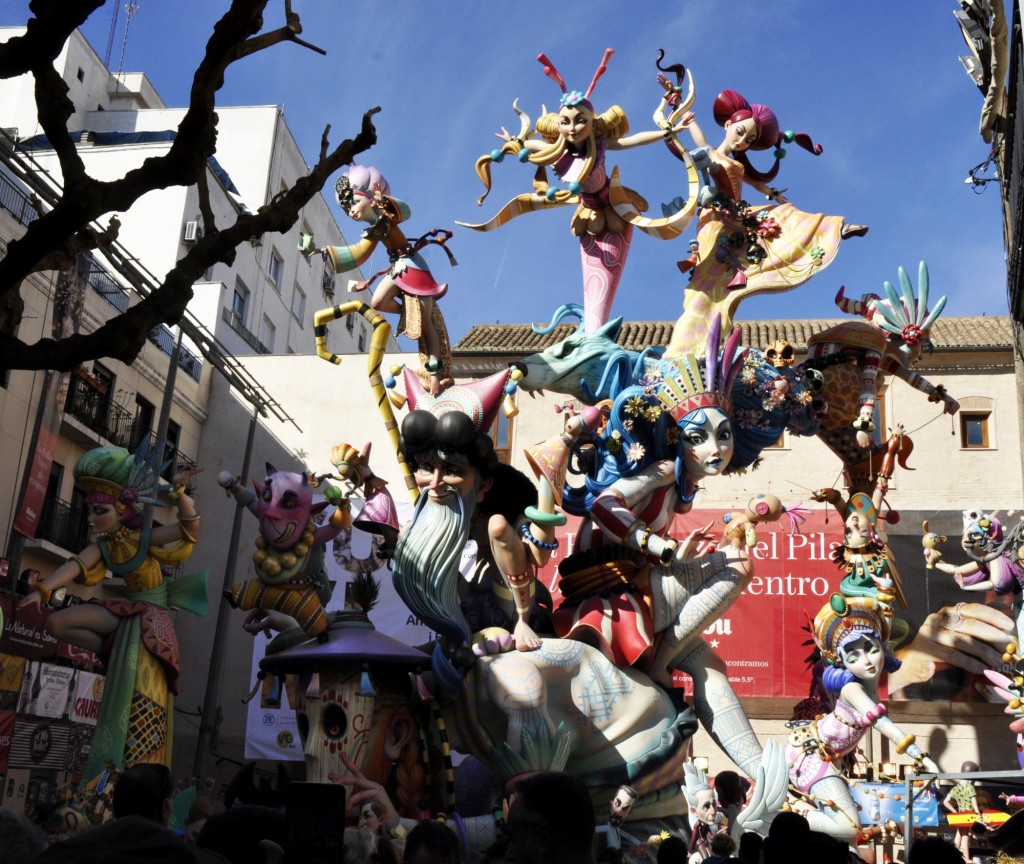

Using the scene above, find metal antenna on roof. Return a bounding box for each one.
[113,2,140,83]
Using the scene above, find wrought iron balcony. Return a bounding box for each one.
[34,497,90,555]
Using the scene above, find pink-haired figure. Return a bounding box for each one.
[466,50,688,332]
[666,89,866,357]
[317,164,453,394]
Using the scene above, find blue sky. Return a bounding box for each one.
[28,2,1013,342]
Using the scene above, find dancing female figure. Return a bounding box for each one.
[18,445,206,779]
[315,164,453,393]
[552,316,820,776]
[465,49,688,332]
[787,595,939,842]
[667,89,866,357]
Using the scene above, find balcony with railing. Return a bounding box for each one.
[34,497,90,555]
[0,166,38,228]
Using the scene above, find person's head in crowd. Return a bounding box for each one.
[708,832,736,858]
[112,763,175,824]
[476,835,508,864]
[762,810,810,864]
[907,836,971,863]
[195,805,287,864]
[403,820,460,864]
[801,831,849,864]
[506,771,596,864]
[713,771,746,810]
[737,831,763,863]
[657,835,687,864]
[0,807,48,864]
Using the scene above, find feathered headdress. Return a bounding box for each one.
[653,314,746,423]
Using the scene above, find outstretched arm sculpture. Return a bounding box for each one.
[463,49,694,332]
[17,443,207,778]
[666,87,867,357]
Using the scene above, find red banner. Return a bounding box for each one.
[537,508,842,699]
[0,596,60,660]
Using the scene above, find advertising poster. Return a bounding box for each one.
[68,671,104,727]
[65,724,94,775]
[16,662,73,719]
[0,601,59,660]
[1,767,30,813]
[8,718,70,771]
[537,509,842,699]
[850,780,940,828]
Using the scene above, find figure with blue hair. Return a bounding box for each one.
[786,595,940,842]
[552,316,820,778]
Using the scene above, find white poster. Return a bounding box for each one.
[16,661,73,719]
[68,670,104,727]
[244,497,423,760]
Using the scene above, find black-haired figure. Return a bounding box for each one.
[390,370,562,690]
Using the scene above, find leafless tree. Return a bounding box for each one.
[0,0,377,370]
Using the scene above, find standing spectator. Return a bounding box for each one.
[504,771,596,864]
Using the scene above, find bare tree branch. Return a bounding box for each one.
[0,108,380,371]
[0,0,330,322]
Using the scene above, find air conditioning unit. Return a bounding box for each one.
[183,221,201,243]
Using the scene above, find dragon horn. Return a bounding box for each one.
[585,48,615,99]
[537,53,567,93]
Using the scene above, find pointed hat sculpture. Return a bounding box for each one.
[402,366,514,432]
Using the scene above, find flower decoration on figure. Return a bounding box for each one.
[302,164,455,394]
[665,87,868,357]
[786,595,940,843]
[462,49,695,333]
[220,461,350,642]
[17,443,208,780]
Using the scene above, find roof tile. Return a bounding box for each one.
[453,316,1012,354]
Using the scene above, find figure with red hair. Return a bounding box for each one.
[666,88,866,357]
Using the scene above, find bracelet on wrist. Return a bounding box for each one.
[895,733,917,754]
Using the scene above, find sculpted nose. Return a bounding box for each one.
[428,468,443,489]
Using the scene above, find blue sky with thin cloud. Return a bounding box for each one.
[32,1,1010,343]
